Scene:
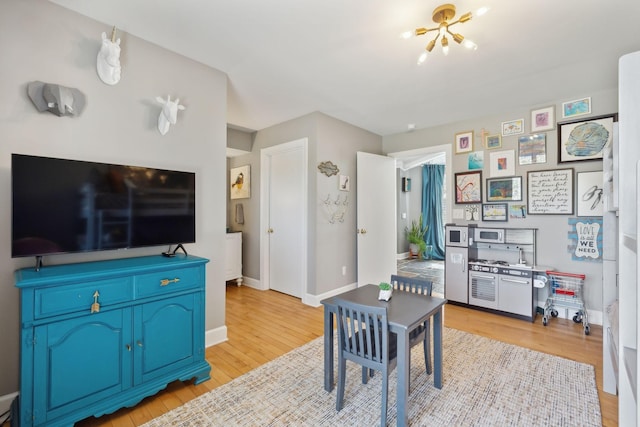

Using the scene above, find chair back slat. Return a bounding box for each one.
[390,274,433,296]
[336,300,388,367]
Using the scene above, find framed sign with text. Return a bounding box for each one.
[527,168,574,215]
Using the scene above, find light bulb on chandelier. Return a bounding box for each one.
[406,3,487,65]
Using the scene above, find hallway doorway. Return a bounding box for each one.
[396,258,444,296]
[389,144,452,265]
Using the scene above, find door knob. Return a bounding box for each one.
[267,228,274,234]
[358,228,367,234]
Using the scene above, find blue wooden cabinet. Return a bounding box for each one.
[14,255,210,427]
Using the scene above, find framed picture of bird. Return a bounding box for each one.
[230,165,250,199]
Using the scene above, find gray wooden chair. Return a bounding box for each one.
[390,274,433,375]
[335,299,397,427]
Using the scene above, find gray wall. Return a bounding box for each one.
[0,0,227,395]
[227,127,253,152]
[383,88,619,315]
[315,113,382,294]
[397,167,424,254]
[228,112,381,296]
[228,113,317,284]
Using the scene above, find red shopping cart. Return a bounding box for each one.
[542,271,589,335]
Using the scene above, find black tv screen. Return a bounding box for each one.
[12,154,196,258]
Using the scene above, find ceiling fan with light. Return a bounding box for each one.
[402,3,489,65]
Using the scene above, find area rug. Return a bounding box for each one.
[142,328,601,426]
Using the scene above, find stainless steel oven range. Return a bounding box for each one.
[468,260,533,317]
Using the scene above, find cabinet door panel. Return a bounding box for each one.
[445,246,469,303]
[136,293,201,383]
[498,276,532,316]
[34,309,132,423]
[225,232,242,280]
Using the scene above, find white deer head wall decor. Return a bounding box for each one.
[97,27,122,85]
[156,95,186,135]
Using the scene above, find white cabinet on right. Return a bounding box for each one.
[225,232,243,286]
[617,50,640,425]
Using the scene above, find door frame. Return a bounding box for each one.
[387,143,453,230]
[259,137,308,297]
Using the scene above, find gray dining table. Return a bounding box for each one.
[321,284,447,427]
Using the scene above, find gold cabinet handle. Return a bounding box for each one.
[91,291,101,313]
[160,278,180,286]
[126,344,131,351]
[137,340,143,347]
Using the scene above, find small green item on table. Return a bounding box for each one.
[378,282,393,301]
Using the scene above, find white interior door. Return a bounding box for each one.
[356,152,397,287]
[260,139,307,297]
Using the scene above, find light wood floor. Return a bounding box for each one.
[66,284,616,426]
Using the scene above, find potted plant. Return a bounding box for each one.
[378,282,393,301]
[406,214,428,258]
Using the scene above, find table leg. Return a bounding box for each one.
[396,330,409,427]
[433,308,443,389]
[324,306,334,392]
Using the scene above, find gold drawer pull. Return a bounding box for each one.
[91,291,100,313]
[160,278,180,286]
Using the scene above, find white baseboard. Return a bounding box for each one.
[205,325,228,348]
[241,276,265,290]
[238,275,357,308]
[535,299,602,326]
[397,252,410,260]
[589,310,603,326]
[303,282,358,307]
[0,391,18,418]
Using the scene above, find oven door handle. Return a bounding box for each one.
[470,274,495,280]
[500,277,530,285]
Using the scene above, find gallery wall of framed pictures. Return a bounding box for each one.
[451,96,614,222]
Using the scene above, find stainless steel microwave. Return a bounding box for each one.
[473,227,505,244]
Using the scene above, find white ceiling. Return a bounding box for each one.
[50,0,640,136]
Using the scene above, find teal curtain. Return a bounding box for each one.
[422,164,445,260]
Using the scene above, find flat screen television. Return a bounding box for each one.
[12,154,196,259]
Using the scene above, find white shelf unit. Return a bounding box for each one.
[617,50,640,425]
[602,123,619,395]
[225,232,243,286]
